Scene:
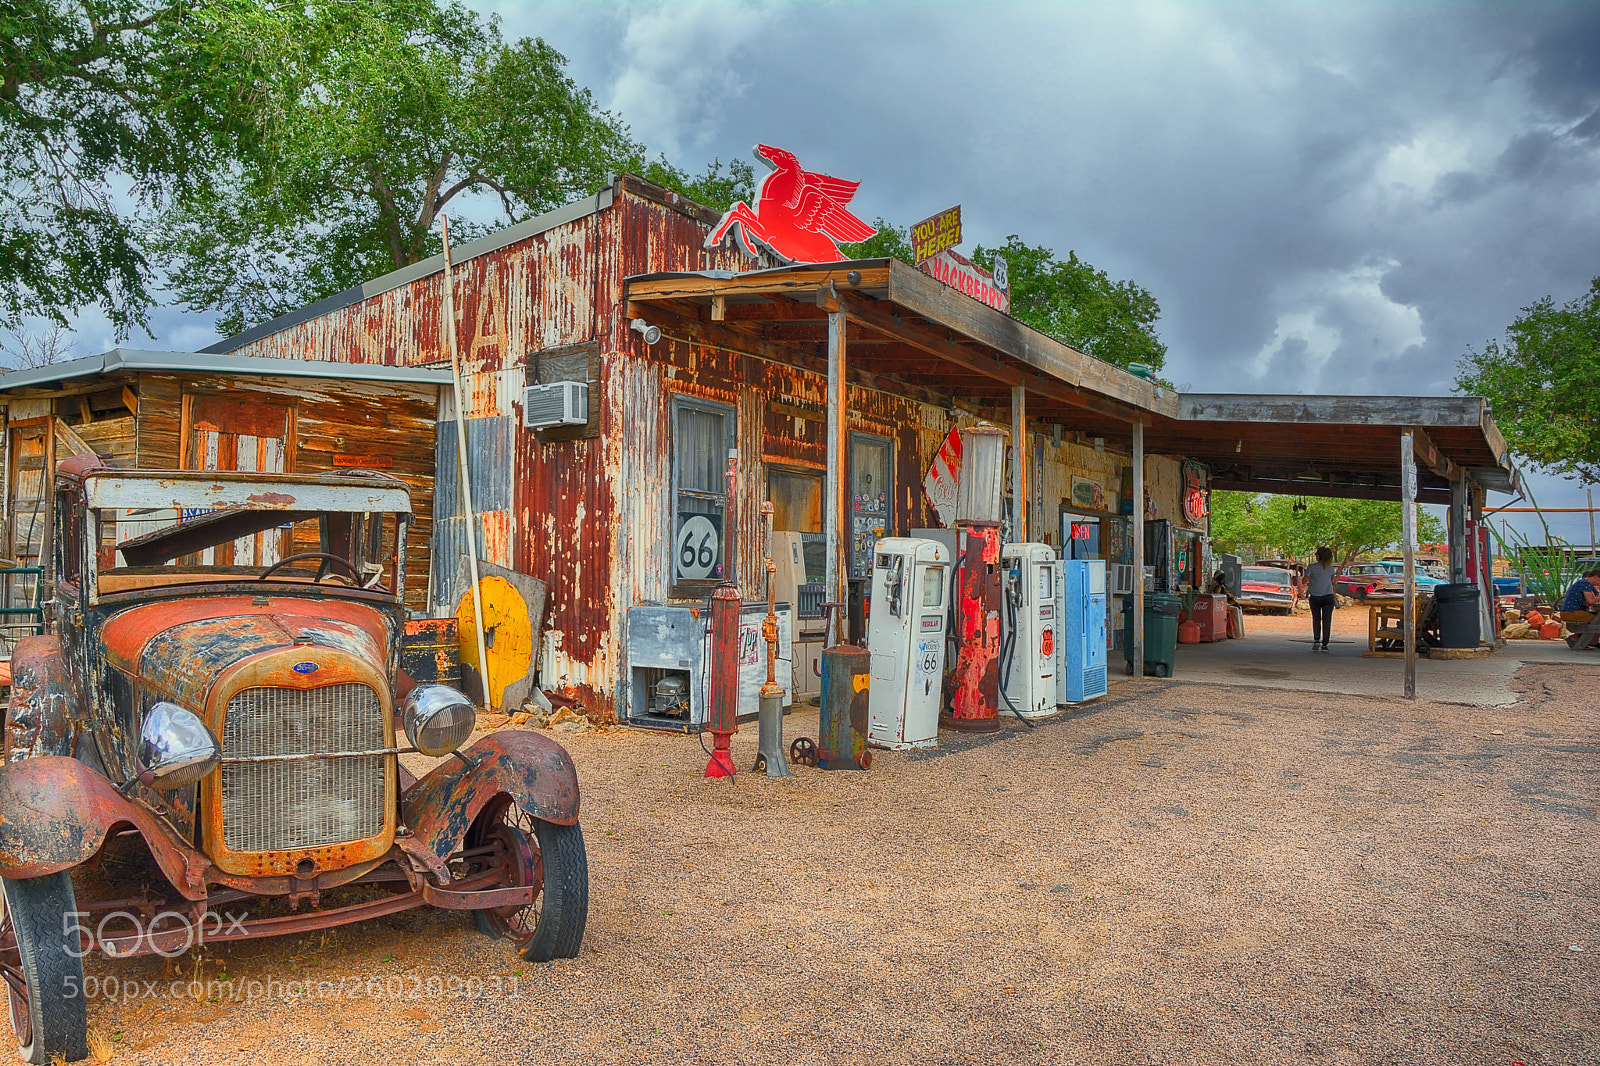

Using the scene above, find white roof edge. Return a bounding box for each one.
[0,348,453,392]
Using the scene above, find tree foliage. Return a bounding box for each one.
[0,0,284,334]
[972,238,1166,372]
[1209,491,1444,564]
[1457,276,1600,483]
[158,2,651,336]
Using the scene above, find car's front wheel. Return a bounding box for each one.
[467,798,588,962]
[2,872,88,1064]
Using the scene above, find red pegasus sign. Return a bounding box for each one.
[705,144,877,263]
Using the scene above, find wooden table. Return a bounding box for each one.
[1365,593,1434,654]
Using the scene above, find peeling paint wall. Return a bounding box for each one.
[221,177,1200,720]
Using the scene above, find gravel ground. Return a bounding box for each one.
[69,659,1598,1065]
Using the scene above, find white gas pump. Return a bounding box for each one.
[1057,558,1109,703]
[867,537,951,750]
[1000,542,1059,720]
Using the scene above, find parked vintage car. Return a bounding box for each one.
[1236,565,1301,613]
[0,460,587,1063]
[1335,560,1447,600]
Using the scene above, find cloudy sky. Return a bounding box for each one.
[76,1,1600,540]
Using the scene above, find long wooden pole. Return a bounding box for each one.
[1011,385,1027,541]
[440,215,493,709]
[1132,420,1145,677]
[1401,429,1416,701]
[825,296,848,644]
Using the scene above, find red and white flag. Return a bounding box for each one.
[924,427,963,526]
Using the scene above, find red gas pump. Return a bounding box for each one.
[944,522,1002,731]
[940,423,1008,734]
[704,581,741,777]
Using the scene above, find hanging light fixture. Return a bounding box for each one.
[1293,498,1307,514]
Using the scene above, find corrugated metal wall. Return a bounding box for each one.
[224,178,1196,720]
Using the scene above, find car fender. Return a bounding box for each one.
[402,730,581,868]
[6,636,81,761]
[0,755,209,899]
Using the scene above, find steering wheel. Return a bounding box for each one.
[257,552,358,584]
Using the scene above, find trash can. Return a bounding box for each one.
[1434,582,1481,649]
[1123,593,1182,677]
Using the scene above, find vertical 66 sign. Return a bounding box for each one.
[675,513,724,581]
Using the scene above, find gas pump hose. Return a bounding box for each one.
[999,580,1036,729]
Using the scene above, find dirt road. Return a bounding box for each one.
[78,662,1598,1065]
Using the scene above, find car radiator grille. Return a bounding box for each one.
[221,683,387,853]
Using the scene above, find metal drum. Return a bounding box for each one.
[818,645,871,770]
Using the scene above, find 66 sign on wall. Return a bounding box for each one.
[675,513,725,581]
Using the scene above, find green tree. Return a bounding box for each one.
[0,0,285,334]
[1209,491,1444,563]
[839,218,913,262]
[1457,276,1600,483]
[159,3,649,336]
[643,157,756,215]
[973,238,1166,372]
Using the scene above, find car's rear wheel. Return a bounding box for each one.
[1,873,88,1064]
[466,797,588,962]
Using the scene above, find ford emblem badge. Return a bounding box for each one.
[292,661,319,674]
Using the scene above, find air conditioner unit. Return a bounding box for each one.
[1111,563,1136,595]
[523,381,588,429]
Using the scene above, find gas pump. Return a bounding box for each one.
[867,537,951,749]
[1000,543,1060,720]
[942,424,1008,733]
[1058,558,1109,704]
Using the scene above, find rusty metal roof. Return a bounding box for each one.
[0,348,453,392]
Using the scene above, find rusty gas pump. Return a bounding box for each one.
[753,501,792,777]
[941,423,1008,733]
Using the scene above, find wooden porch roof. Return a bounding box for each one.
[623,259,1522,505]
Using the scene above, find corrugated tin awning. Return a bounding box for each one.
[0,348,454,392]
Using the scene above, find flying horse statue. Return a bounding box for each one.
[704,144,878,264]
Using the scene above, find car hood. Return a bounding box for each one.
[101,596,393,709]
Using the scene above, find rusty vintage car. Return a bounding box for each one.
[0,458,586,1063]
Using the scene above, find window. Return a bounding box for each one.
[671,398,735,588]
[849,433,892,580]
[769,466,825,586]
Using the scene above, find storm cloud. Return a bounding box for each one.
[73,1,1600,536]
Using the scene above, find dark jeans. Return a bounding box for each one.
[1310,594,1336,646]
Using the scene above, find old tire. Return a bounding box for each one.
[468,800,588,963]
[2,873,87,1064]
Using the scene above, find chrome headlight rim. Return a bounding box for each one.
[401,684,476,758]
[136,701,222,790]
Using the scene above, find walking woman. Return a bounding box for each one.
[1306,546,1337,651]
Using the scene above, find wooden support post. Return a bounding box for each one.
[1472,482,1494,645]
[1401,430,1417,700]
[1449,474,1468,583]
[1132,420,1145,678]
[825,297,848,643]
[1011,385,1027,542]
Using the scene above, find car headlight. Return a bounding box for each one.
[137,702,221,790]
[402,685,476,757]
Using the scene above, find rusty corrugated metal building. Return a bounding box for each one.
[195,175,1207,719]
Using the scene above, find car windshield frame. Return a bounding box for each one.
[79,471,412,606]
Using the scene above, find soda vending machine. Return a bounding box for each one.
[866,537,951,749]
[1057,558,1109,703]
[1000,542,1060,720]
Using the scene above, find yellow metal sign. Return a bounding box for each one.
[910,205,962,265]
[456,575,534,709]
